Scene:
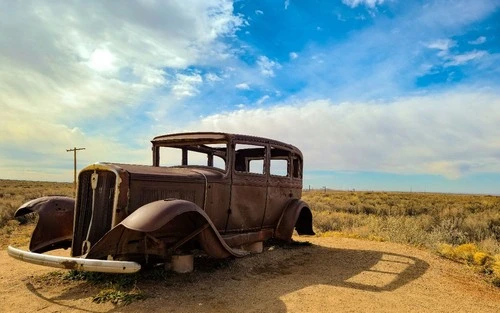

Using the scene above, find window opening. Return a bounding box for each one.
[158,143,227,171]
[270,159,288,176]
[234,143,266,175]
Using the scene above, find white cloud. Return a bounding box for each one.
[205,73,222,82]
[255,10,264,15]
[425,39,488,68]
[235,83,251,90]
[0,1,243,180]
[426,39,456,53]
[185,91,500,179]
[133,65,166,85]
[444,50,487,67]
[256,95,270,105]
[469,36,486,45]
[342,0,386,8]
[336,13,347,22]
[0,1,243,120]
[171,73,203,98]
[289,52,299,60]
[257,56,281,77]
[1,0,498,187]
[280,0,498,102]
[284,0,290,10]
[0,116,150,181]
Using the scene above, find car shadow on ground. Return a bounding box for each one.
[24,241,429,313]
[24,281,103,313]
[247,242,429,292]
[124,241,429,312]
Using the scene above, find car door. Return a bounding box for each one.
[225,142,268,232]
[262,146,300,228]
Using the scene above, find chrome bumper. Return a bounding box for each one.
[7,246,141,274]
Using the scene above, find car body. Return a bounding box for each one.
[8,132,314,273]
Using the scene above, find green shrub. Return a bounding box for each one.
[93,288,146,305]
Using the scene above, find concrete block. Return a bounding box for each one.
[171,254,194,273]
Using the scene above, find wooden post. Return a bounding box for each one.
[66,147,85,196]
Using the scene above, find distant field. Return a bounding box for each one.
[0,179,73,227]
[302,190,500,252]
[1,180,499,285]
[302,189,500,286]
[1,180,499,251]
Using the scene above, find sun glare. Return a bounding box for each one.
[88,48,115,72]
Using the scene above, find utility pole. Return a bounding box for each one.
[67,147,85,196]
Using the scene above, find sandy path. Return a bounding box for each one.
[1,237,499,313]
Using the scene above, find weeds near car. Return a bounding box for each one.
[40,270,148,306]
[93,288,146,305]
[68,271,147,305]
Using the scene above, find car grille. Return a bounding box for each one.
[72,170,116,256]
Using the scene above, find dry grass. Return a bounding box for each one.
[1,181,499,286]
[437,243,500,285]
[0,179,73,228]
[0,179,72,248]
[304,190,500,251]
[303,189,500,285]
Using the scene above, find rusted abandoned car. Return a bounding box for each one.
[8,132,314,273]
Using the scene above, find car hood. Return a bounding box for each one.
[99,162,226,182]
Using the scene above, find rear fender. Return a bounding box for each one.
[275,199,315,242]
[15,196,75,253]
[87,199,247,261]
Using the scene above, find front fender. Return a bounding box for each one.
[275,199,315,242]
[15,196,75,253]
[87,199,247,261]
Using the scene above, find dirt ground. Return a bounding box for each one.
[1,236,499,313]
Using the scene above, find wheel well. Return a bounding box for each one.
[295,207,315,235]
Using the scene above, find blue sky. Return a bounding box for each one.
[0,0,499,194]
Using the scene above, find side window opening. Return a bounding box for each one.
[235,144,266,175]
[248,159,264,174]
[270,159,288,176]
[270,146,290,177]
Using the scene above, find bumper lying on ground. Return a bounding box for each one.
[7,246,141,274]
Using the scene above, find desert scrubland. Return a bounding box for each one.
[0,180,499,312]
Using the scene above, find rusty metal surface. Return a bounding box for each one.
[15,196,75,253]
[104,163,227,180]
[13,132,314,272]
[8,246,141,273]
[151,132,303,158]
[86,199,248,260]
[275,199,315,241]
